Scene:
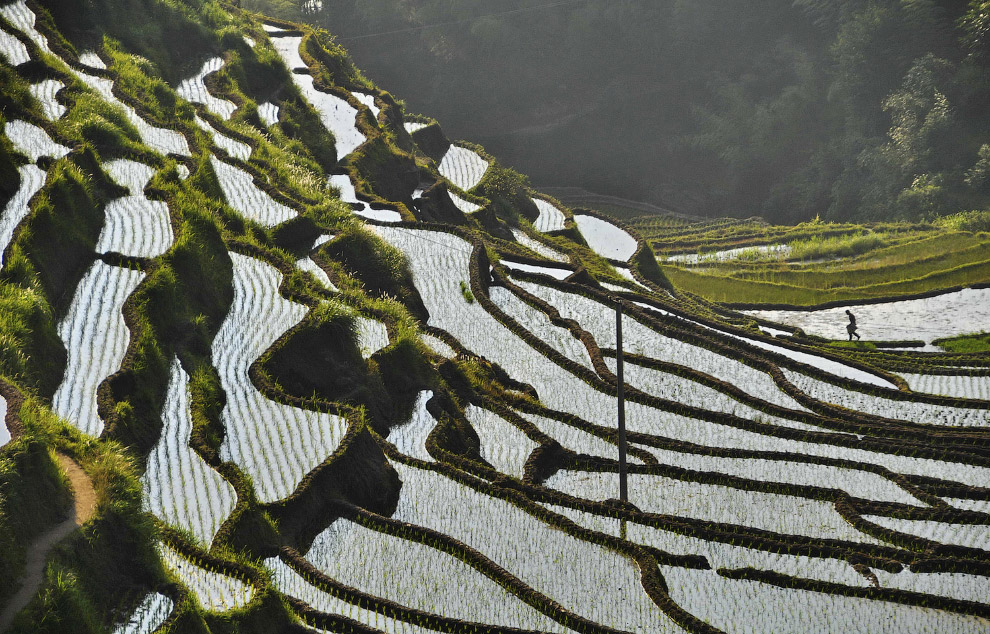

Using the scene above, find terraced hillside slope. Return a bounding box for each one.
[630,214,990,308]
[0,1,989,633]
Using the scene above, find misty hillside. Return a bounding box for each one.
[254,0,990,224]
[0,1,988,633]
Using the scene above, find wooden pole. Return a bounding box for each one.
[616,300,628,503]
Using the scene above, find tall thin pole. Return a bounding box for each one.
[616,300,628,503]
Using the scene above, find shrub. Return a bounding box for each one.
[935,210,990,233]
[787,231,887,260]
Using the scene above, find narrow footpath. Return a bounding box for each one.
[0,454,97,632]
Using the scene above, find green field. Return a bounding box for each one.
[615,213,990,305]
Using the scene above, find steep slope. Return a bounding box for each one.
[0,1,988,633]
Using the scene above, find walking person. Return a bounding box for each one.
[845,309,861,341]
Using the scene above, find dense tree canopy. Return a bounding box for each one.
[245,0,990,223]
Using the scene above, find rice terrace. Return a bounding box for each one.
[1,0,990,632]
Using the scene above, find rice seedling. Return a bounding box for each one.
[661,563,988,634]
[861,515,989,551]
[195,116,251,161]
[0,164,46,268]
[268,32,307,71]
[78,50,105,69]
[386,390,436,462]
[351,92,379,118]
[4,120,69,163]
[438,145,489,192]
[573,214,638,261]
[176,57,237,120]
[783,369,990,427]
[664,244,792,265]
[96,159,174,258]
[418,334,455,359]
[27,79,66,121]
[546,469,883,543]
[257,101,279,127]
[531,197,566,233]
[70,69,190,156]
[158,543,253,612]
[141,359,236,546]
[897,373,990,399]
[110,592,173,634]
[511,228,568,262]
[51,261,146,436]
[514,278,811,410]
[212,253,347,502]
[0,1,48,54]
[465,405,537,478]
[264,556,441,633]
[327,173,401,222]
[355,316,388,359]
[489,286,593,369]
[301,516,574,631]
[744,288,990,345]
[500,260,573,280]
[296,256,336,291]
[391,461,675,632]
[209,156,296,227]
[280,69,364,158]
[0,28,29,66]
[517,410,643,463]
[448,190,481,214]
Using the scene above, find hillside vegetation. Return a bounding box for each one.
[252,0,990,225]
[0,1,988,633]
[624,211,990,305]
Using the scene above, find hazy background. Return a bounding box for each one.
[245,0,990,224]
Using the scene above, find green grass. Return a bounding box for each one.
[103,39,193,126]
[0,283,64,396]
[787,231,887,260]
[0,118,26,203]
[321,225,427,320]
[0,151,127,400]
[59,91,149,158]
[4,152,118,317]
[0,428,72,603]
[933,331,990,353]
[664,256,990,305]
[725,236,990,288]
[825,341,878,351]
[274,95,339,169]
[9,406,160,634]
[652,213,990,305]
[44,0,217,85]
[663,254,990,305]
[0,4,334,630]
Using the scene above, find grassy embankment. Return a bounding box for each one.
[609,212,990,306]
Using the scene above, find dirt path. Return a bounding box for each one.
[0,454,97,632]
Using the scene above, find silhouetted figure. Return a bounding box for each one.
[845,309,861,341]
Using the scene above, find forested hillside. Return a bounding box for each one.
[249,0,990,224]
